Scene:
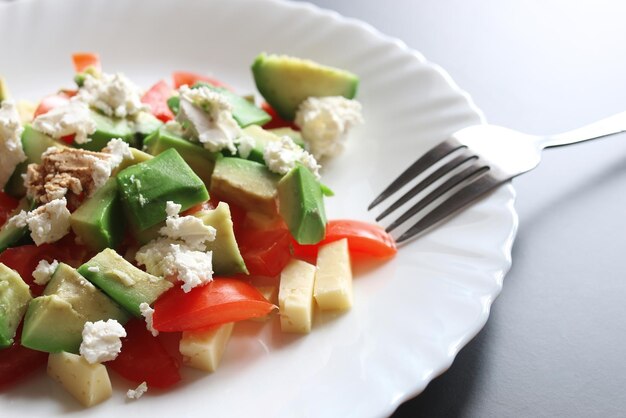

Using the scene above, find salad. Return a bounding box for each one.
[0,52,396,407]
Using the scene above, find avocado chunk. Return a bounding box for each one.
[4,125,64,198]
[210,157,280,216]
[113,147,154,174]
[238,125,282,164]
[277,164,327,244]
[143,128,217,186]
[70,178,125,252]
[0,197,34,253]
[194,202,248,275]
[251,53,359,120]
[78,248,173,317]
[167,85,271,128]
[75,110,136,152]
[21,263,129,353]
[0,263,32,348]
[117,148,210,232]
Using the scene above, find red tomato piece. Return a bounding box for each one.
[172,71,231,90]
[260,102,299,130]
[0,329,47,391]
[33,93,70,118]
[0,235,93,296]
[153,278,276,332]
[141,80,175,122]
[291,220,397,260]
[71,52,101,73]
[237,227,292,277]
[107,319,181,389]
[0,192,19,227]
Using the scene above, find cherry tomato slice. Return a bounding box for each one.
[291,220,397,260]
[71,52,101,73]
[172,71,231,90]
[141,80,175,122]
[0,192,19,227]
[153,278,275,332]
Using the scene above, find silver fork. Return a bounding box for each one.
[369,112,626,243]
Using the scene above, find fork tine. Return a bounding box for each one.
[376,153,477,221]
[368,139,464,210]
[395,174,506,243]
[385,162,489,232]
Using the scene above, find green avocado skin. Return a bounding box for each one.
[78,249,173,318]
[251,53,359,121]
[0,263,32,348]
[277,164,327,245]
[116,148,209,232]
[70,177,125,252]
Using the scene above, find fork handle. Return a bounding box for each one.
[540,111,626,148]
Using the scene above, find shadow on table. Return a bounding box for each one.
[391,315,495,418]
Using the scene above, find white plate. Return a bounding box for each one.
[0,0,518,416]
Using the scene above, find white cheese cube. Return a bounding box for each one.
[179,322,234,372]
[278,259,316,333]
[314,238,353,311]
[47,352,112,407]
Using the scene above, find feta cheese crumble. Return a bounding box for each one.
[236,135,255,159]
[79,319,127,364]
[139,302,158,337]
[8,198,71,245]
[32,99,96,144]
[160,201,216,250]
[176,85,241,154]
[78,72,148,118]
[0,100,26,189]
[87,266,100,273]
[136,200,216,293]
[32,259,59,286]
[294,96,363,159]
[126,382,148,400]
[103,138,133,169]
[263,136,321,179]
[136,239,214,293]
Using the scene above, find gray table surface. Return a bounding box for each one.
[296,0,626,417]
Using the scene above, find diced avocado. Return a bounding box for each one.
[143,128,217,186]
[267,127,305,148]
[117,148,210,232]
[21,296,85,353]
[277,164,327,244]
[131,111,163,148]
[0,263,32,348]
[21,263,129,353]
[75,111,135,152]
[4,125,64,198]
[192,83,271,127]
[0,77,9,102]
[78,248,173,317]
[194,202,248,275]
[70,178,125,252]
[168,85,271,128]
[0,197,34,253]
[251,53,359,120]
[210,157,280,216]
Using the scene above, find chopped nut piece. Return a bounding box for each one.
[25,148,112,205]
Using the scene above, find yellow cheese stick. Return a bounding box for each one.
[314,238,353,310]
[279,259,316,333]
